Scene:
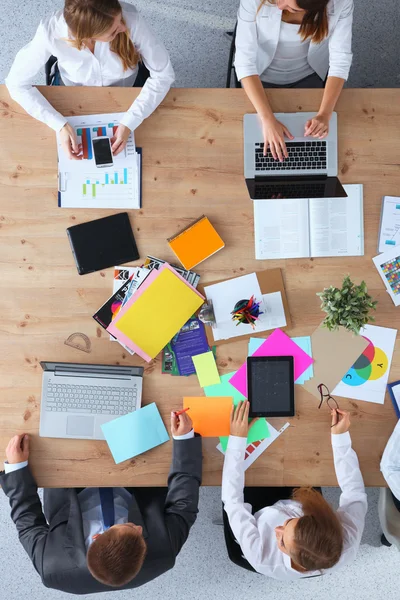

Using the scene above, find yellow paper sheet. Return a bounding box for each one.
[115,269,204,358]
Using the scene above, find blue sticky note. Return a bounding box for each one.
[101,403,170,464]
[248,336,313,384]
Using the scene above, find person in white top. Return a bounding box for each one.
[235,0,354,161]
[222,401,367,579]
[6,0,175,159]
[380,420,400,509]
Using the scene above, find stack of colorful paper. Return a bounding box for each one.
[248,335,314,384]
[107,264,204,362]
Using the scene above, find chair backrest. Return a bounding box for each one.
[378,487,400,550]
[45,56,58,86]
[226,23,240,89]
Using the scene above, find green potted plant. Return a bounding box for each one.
[317,275,377,335]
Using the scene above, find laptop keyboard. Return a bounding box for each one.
[255,141,327,171]
[45,383,138,415]
[254,182,327,199]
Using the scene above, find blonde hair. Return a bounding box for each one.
[64,0,140,71]
[259,0,329,44]
[291,487,343,571]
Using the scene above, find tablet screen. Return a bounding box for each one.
[247,356,294,417]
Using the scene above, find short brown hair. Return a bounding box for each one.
[291,487,343,571]
[87,526,147,587]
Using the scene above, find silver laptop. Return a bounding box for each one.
[244,112,347,199]
[39,362,143,440]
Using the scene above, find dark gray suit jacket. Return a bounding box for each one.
[0,436,202,595]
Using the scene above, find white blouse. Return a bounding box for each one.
[381,419,400,501]
[235,0,354,83]
[5,2,175,133]
[261,21,315,85]
[222,432,367,580]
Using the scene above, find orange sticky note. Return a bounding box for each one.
[183,397,232,437]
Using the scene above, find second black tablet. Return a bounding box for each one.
[67,212,139,275]
[247,356,294,418]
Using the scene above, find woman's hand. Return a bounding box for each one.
[171,411,193,436]
[331,408,351,434]
[304,113,330,139]
[111,124,131,156]
[5,434,30,464]
[261,116,294,162]
[230,400,257,438]
[59,123,82,160]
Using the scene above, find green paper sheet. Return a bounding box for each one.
[192,351,220,387]
[204,372,270,450]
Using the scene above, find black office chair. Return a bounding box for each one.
[226,23,240,89]
[45,55,150,87]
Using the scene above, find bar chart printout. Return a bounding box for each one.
[57,112,140,209]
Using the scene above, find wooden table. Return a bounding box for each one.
[0,85,399,487]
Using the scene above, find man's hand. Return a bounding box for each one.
[304,113,330,139]
[5,434,30,464]
[59,123,83,160]
[171,411,193,437]
[111,124,131,156]
[331,409,351,435]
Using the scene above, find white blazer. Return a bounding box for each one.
[5,2,175,133]
[234,0,354,82]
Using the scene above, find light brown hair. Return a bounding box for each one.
[291,488,343,571]
[64,0,140,71]
[260,1,329,44]
[87,526,147,587]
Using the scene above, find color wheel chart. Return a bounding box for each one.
[340,336,388,387]
[333,325,397,404]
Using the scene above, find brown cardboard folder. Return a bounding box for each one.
[198,268,291,347]
[302,323,369,400]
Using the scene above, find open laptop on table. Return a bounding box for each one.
[39,362,143,440]
[244,112,347,200]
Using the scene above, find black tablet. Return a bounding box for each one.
[247,356,295,418]
[66,212,139,275]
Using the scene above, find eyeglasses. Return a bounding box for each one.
[317,383,339,412]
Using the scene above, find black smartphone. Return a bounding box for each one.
[247,356,295,418]
[92,136,113,167]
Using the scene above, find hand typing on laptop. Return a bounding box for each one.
[261,115,294,162]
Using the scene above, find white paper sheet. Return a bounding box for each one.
[57,112,140,209]
[216,422,290,470]
[373,248,400,307]
[204,273,262,341]
[332,324,397,404]
[378,196,400,253]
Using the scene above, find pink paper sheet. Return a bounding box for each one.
[229,328,314,397]
[107,263,204,362]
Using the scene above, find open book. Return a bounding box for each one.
[254,184,364,260]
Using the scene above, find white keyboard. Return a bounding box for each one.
[45,383,138,415]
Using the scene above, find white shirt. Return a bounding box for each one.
[381,419,400,500]
[235,0,354,83]
[261,21,314,85]
[4,429,194,548]
[222,432,367,580]
[5,2,175,133]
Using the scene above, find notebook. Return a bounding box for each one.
[107,264,204,362]
[377,196,400,253]
[254,184,364,260]
[167,215,225,270]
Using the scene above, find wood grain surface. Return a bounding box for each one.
[0,85,399,487]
